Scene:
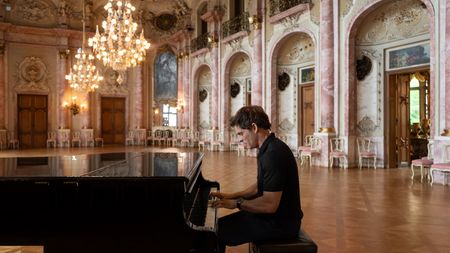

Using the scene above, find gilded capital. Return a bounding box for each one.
[59,48,70,59]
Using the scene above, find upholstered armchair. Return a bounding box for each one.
[298,135,313,158]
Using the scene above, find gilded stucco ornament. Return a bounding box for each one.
[15,56,49,93]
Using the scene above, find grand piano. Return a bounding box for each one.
[0,151,219,253]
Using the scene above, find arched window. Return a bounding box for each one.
[155,50,178,126]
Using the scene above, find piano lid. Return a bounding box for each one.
[0,152,203,179]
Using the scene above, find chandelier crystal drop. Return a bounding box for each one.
[88,0,151,73]
[65,0,103,92]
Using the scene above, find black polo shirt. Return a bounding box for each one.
[256,133,302,223]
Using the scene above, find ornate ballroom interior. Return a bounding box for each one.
[0,0,449,177]
[0,1,450,253]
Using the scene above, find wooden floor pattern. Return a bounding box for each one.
[0,146,449,253]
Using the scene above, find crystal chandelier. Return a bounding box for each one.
[65,0,103,92]
[88,0,151,73]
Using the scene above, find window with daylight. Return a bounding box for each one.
[162,104,177,127]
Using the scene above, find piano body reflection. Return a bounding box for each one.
[0,152,219,253]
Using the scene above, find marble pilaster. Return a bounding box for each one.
[319,0,335,131]
[251,28,263,106]
[132,65,143,128]
[445,0,450,134]
[58,49,69,129]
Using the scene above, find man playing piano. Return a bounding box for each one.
[211,105,303,253]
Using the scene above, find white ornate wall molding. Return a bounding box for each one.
[15,56,49,93]
[11,0,56,27]
[278,118,295,131]
[98,68,129,96]
[340,0,354,17]
[356,0,429,46]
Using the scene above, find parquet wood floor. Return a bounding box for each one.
[0,146,449,253]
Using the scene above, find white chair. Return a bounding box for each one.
[198,130,211,151]
[211,131,223,151]
[71,131,81,147]
[430,145,450,185]
[46,131,57,148]
[411,142,433,181]
[94,134,104,147]
[329,137,348,169]
[8,131,19,149]
[145,130,153,146]
[82,131,95,147]
[298,135,313,158]
[125,131,134,146]
[300,137,322,167]
[357,137,377,169]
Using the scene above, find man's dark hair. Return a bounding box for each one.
[230,106,271,130]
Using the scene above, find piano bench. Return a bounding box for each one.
[249,229,318,253]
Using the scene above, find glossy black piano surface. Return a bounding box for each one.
[0,152,219,253]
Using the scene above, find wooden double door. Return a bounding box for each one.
[17,94,48,149]
[101,97,126,145]
[387,70,430,167]
[298,84,315,145]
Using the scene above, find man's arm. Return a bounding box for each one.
[212,191,282,214]
[210,183,258,200]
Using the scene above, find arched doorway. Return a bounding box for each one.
[349,0,434,168]
[273,32,316,149]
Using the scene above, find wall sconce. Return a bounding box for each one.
[207,32,219,48]
[63,96,85,116]
[59,48,70,59]
[154,108,159,115]
[177,99,184,113]
[248,15,262,30]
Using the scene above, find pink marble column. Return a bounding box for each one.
[445,0,450,132]
[184,55,190,128]
[0,42,5,129]
[58,50,68,129]
[177,49,184,128]
[252,28,263,106]
[319,0,335,131]
[211,46,219,129]
[133,65,143,128]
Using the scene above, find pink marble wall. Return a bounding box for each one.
[252,29,262,106]
[133,66,143,128]
[446,0,450,130]
[211,46,219,129]
[57,52,67,129]
[319,0,335,130]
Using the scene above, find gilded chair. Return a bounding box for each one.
[411,142,433,181]
[300,137,322,167]
[82,130,95,147]
[329,137,348,169]
[357,137,377,169]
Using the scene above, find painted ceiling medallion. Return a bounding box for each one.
[155,13,178,31]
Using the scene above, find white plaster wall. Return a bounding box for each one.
[229,53,250,116]
[276,34,316,149]
[197,66,211,129]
